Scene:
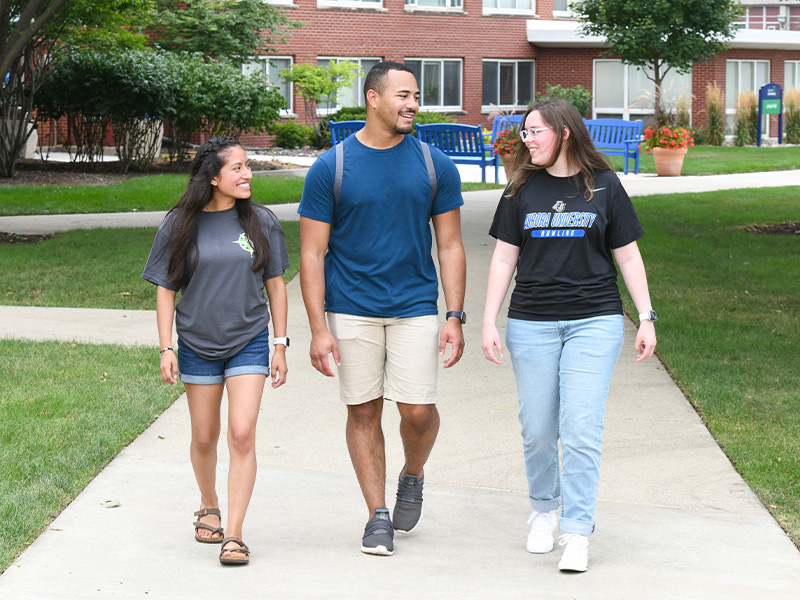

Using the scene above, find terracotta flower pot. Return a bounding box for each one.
[651,146,688,177]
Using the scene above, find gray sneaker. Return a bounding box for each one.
[361,508,394,556]
[392,472,424,532]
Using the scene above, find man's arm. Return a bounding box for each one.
[299,216,340,376]
[431,208,466,368]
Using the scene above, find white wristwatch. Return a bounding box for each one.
[638,310,657,323]
[273,336,290,348]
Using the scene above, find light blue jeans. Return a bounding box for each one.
[506,315,624,536]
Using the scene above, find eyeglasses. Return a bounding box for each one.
[519,127,551,141]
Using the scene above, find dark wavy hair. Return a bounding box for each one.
[165,136,272,287]
[505,99,612,201]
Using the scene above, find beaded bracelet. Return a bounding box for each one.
[159,346,175,356]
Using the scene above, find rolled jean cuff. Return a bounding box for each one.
[559,516,594,537]
[531,499,560,513]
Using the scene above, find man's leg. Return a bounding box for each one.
[385,315,440,532]
[346,397,386,518]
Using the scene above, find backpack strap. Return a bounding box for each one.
[332,137,437,228]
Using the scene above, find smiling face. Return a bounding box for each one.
[373,69,420,135]
[523,111,558,167]
[210,145,252,206]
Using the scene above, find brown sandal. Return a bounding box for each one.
[194,508,224,543]
[219,536,250,565]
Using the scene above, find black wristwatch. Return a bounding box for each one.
[446,311,467,324]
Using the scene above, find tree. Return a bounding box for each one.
[150,0,300,62]
[0,1,151,176]
[279,61,361,148]
[572,0,741,124]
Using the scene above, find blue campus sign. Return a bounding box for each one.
[757,83,782,147]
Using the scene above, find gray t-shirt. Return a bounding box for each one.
[142,206,289,360]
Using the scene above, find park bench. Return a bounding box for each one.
[582,118,643,175]
[329,120,366,145]
[416,123,499,184]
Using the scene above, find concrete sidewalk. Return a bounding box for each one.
[1,174,799,598]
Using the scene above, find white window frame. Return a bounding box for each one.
[241,55,294,117]
[263,0,295,6]
[552,0,573,18]
[592,59,692,123]
[316,57,381,115]
[405,58,462,111]
[405,0,463,12]
[725,59,770,134]
[317,0,385,10]
[481,59,535,111]
[785,61,800,90]
[482,0,535,17]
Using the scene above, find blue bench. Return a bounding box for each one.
[484,114,524,154]
[582,118,643,175]
[329,120,365,145]
[417,123,499,184]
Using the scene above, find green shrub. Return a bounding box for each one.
[692,127,708,146]
[329,106,367,122]
[269,121,313,148]
[536,83,593,118]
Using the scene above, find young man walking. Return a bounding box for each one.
[298,61,466,556]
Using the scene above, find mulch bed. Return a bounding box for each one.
[743,223,800,235]
[0,232,55,245]
[0,157,299,188]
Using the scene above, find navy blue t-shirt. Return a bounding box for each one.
[298,134,463,318]
[489,169,643,321]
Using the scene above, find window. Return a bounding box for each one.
[786,61,800,90]
[405,0,462,8]
[726,60,770,133]
[483,0,534,15]
[552,0,572,16]
[592,59,692,123]
[405,59,462,110]
[242,56,293,115]
[482,60,534,109]
[317,57,380,112]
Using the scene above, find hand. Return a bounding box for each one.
[271,347,287,388]
[309,330,340,377]
[634,320,657,362]
[160,350,178,385]
[481,323,503,365]
[439,319,465,368]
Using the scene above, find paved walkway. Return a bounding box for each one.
[0,168,799,598]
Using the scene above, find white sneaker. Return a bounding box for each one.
[526,510,558,553]
[557,533,589,572]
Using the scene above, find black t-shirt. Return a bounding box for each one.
[489,169,643,321]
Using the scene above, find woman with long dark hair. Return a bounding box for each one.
[143,136,289,566]
[482,100,657,572]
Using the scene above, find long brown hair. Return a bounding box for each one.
[165,137,272,288]
[505,99,612,201]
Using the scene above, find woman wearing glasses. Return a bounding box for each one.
[481,100,656,572]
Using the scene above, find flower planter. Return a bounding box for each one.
[651,147,688,177]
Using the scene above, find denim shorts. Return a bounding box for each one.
[177,327,270,385]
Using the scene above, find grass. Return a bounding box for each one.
[0,175,306,216]
[0,340,184,571]
[0,222,300,309]
[608,144,800,175]
[620,186,800,545]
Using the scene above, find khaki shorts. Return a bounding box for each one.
[327,313,439,405]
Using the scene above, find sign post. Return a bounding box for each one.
[758,83,782,147]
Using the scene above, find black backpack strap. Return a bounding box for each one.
[332,137,437,228]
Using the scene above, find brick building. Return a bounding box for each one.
[238,0,800,147]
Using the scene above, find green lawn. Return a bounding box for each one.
[0,340,184,571]
[0,223,300,309]
[0,174,306,216]
[621,186,800,544]
[608,144,800,176]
